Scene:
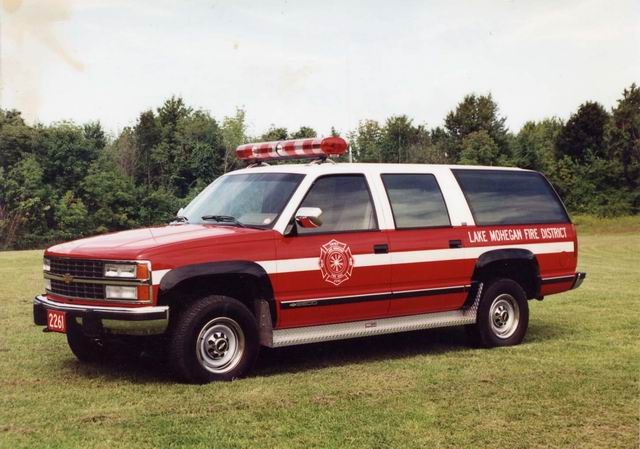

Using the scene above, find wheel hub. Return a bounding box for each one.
[493,305,510,327]
[196,317,245,374]
[206,331,230,359]
[489,294,520,339]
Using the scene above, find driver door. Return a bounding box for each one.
[272,174,391,328]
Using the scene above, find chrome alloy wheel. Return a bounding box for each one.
[489,294,520,339]
[196,317,245,374]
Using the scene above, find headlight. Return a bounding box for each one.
[44,279,51,291]
[43,258,51,272]
[105,285,138,300]
[104,263,137,278]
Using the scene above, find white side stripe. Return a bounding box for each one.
[256,261,278,274]
[390,241,574,265]
[257,241,574,275]
[152,241,574,281]
[151,269,171,285]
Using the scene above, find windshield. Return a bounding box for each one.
[181,173,304,227]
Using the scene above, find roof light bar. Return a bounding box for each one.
[236,137,348,162]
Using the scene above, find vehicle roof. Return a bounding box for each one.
[229,162,530,176]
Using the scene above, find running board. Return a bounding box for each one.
[259,283,483,348]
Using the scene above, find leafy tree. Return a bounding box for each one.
[556,101,609,162]
[444,94,509,162]
[0,155,51,248]
[459,130,501,166]
[221,109,247,173]
[158,96,191,143]
[151,97,193,191]
[607,83,640,208]
[134,110,161,189]
[136,187,180,228]
[350,119,383,162]
[382,115,418,163]
[513,118,563,172]
[173,109,224,196]
[0,109,37,171]
[551,152,631,216]
[261,126,288,141]
[83,122,107,150]
[290,126,317,139]
[429,127,455,164]
[81,157,138,233]
[54,191,91,239]
[108,127,138,180]
[39,122,100,195]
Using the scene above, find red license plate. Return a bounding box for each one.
[47,310,66,333]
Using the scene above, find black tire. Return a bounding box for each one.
[66,321,108,362]
[167,296,259,383]
[466,278,529,348]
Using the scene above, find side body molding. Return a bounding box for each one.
[158,260,276,320]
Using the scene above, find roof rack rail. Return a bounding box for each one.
[247,161,271,168]
[308,157,336,165]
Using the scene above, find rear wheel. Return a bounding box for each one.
[467,278,529,347]
[168,296,259,383]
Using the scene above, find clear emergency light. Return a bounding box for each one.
[236,137,348,163]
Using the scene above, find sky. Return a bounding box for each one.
[0,0,638,138]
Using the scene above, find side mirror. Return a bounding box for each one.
[295,207,323,228]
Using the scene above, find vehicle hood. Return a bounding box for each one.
[45,224,274,260]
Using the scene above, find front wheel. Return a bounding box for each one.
[467,278,529,348]
[66,322,108,362]
[168,296,259,383]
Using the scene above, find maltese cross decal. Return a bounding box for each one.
[319,239,354,286]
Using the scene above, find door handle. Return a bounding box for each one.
[449,239,463,249]
[373,244,389,254]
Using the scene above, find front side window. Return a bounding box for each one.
[382,174,450,228]
[297,175,377,234]
[452,169,569,225]
[182,173,304,227]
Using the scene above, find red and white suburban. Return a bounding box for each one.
[34,137,586,383]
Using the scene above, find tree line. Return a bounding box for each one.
[0,84,638,250]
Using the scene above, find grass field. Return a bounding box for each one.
[1,228,638,448]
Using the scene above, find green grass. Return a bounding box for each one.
[1,232,639,448]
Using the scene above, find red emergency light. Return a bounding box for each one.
[236,137,348,162]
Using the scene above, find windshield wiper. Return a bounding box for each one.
[201,215,265,230]
[171,215,189,224]
[201,215,247,227]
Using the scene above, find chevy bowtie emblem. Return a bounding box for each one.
[62,273,74,284]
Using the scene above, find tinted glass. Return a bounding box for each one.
[453,169,569,225]
[298,175,377,234]
[382,174,450,228]
[182,173,303,227]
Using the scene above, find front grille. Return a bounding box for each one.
[50,279,105,299]
[49,258,105,279]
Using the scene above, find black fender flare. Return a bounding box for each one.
[159,260,275,320]
[475,248,539,271]
[466,248,541,304]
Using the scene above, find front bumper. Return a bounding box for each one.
[33,295,169,336]
[571,272,586,290]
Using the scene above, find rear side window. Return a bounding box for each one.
[452,169,569,225]
[298,175,377,234]
[381,174,450,228]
